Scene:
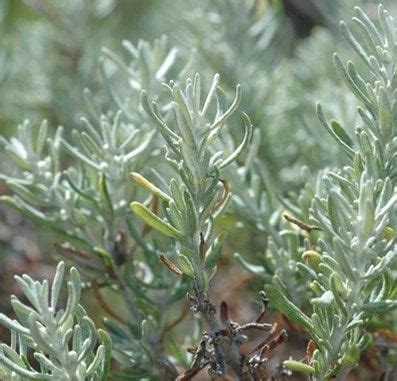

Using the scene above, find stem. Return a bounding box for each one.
[192,280,245,378]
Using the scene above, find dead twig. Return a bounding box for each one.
[92,279,127,325]
[283,214,321,233]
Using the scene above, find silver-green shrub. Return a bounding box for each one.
[0,262,111,380]
[264,4,397,379]
[0,1,396,380]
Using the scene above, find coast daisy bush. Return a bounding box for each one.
[0,1,395,380]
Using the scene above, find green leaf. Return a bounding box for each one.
[205,232,227,269]
[51,262,65,310]
[219,112,253,169]
[330,120,353,148]
[234,253,268,278]
[0,196,82,242]
[36,120,49,155]
[362,300,397,313]
[131,172,172,202]
[301,250,322,268]
[210,84,241,130]
[357,332,372,351]
[93,247,113,268]
[130,202,183,240]
[317,102,355,159]
[327,192,341,235]
[340,21,371,68]
[177,253,195,277]
[81,131,103,158]
[378,87,393,140]
[284,360,315,374]
[311,291,334,307]
[98,174,114,218]
[264,284,316,339]
[62,139,102,170]
[98,329,112,381]
[141,90,180,148]
[332,54,373,113]
[0,354,46,379]
[4,146,31,171]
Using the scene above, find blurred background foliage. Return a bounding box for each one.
[0,0,396,379]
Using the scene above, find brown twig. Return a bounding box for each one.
[236,321,273,333]
[283,214,321,233]
[248,323,279,355]
[187,279,243,377]
[160,254,183,275]
[92,279,127,325]
[259,329,288,358]
[299,339,316,364]
[256,291,269,323]
[177,339,210,381]
[54,242,107,272]
[181,287,287,380]
[199,232,207,264]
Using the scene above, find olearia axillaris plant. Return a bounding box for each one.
[0,35,190,253]
[131,74,291,379]
[131,73,255,376]
[262,5,397,379]
[0,262,112,380]
[235,165,325,308]
[183,0,295,186]
[1,1,397,380]
[0,36,196,379]
[132,72,252,290]
[101,34,194,121]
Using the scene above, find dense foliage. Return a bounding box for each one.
[0,1,396,380]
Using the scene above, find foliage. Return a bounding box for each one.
[0,262,111,380]
[264,4,397,379]
[0,1,396,380]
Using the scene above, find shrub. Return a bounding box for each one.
[0,1,395,380]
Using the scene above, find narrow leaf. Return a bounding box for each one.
[130,202,183,240]
[264,285,316,339]
[131,172,172,202]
